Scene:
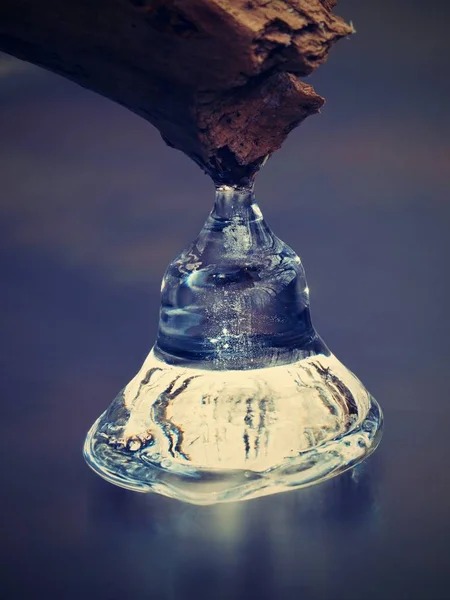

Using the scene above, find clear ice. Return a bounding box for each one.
[84,186,382,504]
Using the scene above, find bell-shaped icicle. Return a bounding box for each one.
[84,185,382,505]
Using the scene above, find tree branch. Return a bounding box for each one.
[0,0,353,184]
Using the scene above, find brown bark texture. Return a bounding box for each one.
[0,0,353,184]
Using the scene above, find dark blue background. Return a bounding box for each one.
[1,1,449,598]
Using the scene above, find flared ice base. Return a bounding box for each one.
[84,349,382,505]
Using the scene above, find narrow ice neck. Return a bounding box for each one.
[155,186,326,369]
[211,185,262,222]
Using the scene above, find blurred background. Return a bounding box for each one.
[0,1,449,599]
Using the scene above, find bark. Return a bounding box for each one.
[0,0,353,184]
